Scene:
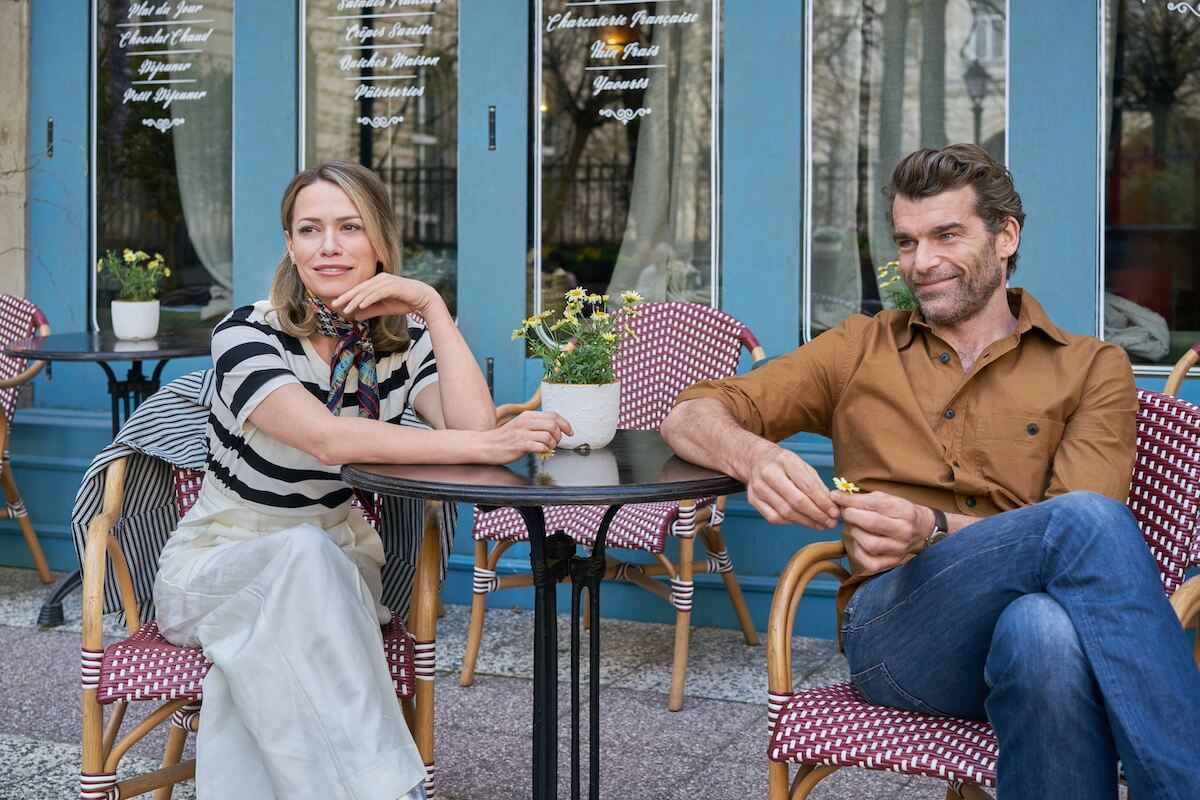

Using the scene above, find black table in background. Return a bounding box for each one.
[342,429,743,800]
[4,329,212,625]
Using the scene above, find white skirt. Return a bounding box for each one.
[153,480,426,800]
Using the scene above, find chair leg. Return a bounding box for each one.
[667,534,695,712]
[459,540,491,687]
[411,505,440,798]
[151,721,190,800]
[702,525,759,646]
[788,764,839,799]
[81,687,117,800]
[1,462,51,583]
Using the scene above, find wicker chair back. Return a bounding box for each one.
[0,295,49,425]
[613,301,761,431]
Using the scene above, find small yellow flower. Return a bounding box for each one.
[148,259,161,270]
[833,476,861,493]
[601,294,610,303]
[549,318,569,332]
[134,250,149,260]
[566,287,587,302]
[539,309,555,319]
[535,449,556,461]
[587,293,602,304]
[96,258,104,273]
[512,327,525,340]
[523,316,540,329]
[162,267,171,277]
[122,249,135,263]
[601,332,617,343]
[620,290,643,305]
[592,310,608,321]
[563,311,577,325]
[877,265,890,278]
[155,252,164,261]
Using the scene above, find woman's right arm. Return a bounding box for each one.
[247,384,568,466]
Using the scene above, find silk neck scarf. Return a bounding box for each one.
[305,291,380,421]
[305,291,382,514]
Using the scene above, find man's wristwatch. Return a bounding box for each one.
[923,507,949,550]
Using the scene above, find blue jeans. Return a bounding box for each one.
[841,492,1200,799]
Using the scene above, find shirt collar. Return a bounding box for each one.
[895,288,1070,349]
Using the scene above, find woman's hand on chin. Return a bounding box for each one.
[331,273,443,321]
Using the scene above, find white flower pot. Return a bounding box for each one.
[540,380,620,450]
[111,300,160,341]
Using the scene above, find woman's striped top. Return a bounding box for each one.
[207,300,438,511]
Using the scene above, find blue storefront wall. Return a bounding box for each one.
[5,1,1189,639]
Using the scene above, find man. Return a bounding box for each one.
[662,144,1200,798]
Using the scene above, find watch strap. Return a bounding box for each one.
[923,507,949,550]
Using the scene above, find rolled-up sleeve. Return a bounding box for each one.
[674,316,859,442]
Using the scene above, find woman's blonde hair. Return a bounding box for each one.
[269,160,410,353]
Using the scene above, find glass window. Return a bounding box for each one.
[303,0,459,314]
[534,0,720,314]
[93,0,234,330]
[1103,1,1200,367]
[806,1,1008,337]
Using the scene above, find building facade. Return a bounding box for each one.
[4,0,1196,638]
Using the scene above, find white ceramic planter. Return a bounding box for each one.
[540,380,620,450]
[111,300,160,340]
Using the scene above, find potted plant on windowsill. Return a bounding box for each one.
[513,287,643,450]
[96,248,171,340]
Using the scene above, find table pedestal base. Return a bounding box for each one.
[514,504,620,800]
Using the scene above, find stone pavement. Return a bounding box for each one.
[0,566,959,799]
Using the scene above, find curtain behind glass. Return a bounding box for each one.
[807,0,1007,336]
[94,0,234,329]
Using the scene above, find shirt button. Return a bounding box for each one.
[939,352,951,364]
[944,409,956,419]
[965,497,977,508]
[1027,423,1040,435]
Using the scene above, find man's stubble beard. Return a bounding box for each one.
[907,243,1005,327]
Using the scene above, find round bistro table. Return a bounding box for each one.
[342,429,743,800]
[4,328,212,625]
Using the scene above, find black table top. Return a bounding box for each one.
[341,429,743,507]
[3,329,212,362]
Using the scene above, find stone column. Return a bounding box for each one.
[0,0,30,298]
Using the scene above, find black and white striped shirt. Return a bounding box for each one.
[208,301,439,511]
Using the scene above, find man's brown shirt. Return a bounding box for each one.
[676,290,1137,609]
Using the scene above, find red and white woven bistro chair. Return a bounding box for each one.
[79,431,443,798]
[0,294,52,583]
[765,389,1200,799]
[460,301,767,711]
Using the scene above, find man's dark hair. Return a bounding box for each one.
[884,144,1025,276]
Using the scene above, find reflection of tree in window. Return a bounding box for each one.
[1105,0,1200,364]
[806,0,1006,337]
[537,2,715,308]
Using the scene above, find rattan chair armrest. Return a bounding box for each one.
[1170,573,1200,631]
[1164,343,1200,397]
[0,321,50,389]
[82,458,130,651]
[495,387,542,425]
[0,359,47,390]
[766,539,849,697]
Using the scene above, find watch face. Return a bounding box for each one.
[928,530,948,546]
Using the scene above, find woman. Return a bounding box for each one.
[153,161,569,799]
